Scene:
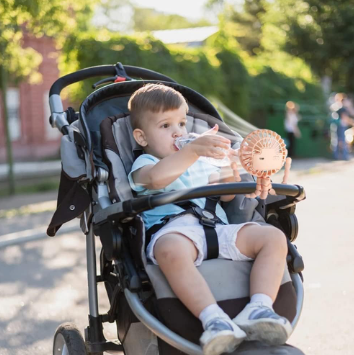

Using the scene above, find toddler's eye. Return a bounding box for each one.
[179,122,186,127]
[162,123,169,128]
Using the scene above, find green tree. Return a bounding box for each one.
[206,0,354,93]
[207,26,251,117]
[0,0,95,194]
[269,0,354,93]
[205,0,266,55]
[229,0,266,56]
[59,30,252,117]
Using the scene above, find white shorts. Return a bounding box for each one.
[146,214,259,266]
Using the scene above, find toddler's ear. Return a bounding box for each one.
[133,129,147,147]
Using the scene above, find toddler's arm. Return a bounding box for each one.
[132,147,200,190]
[133,125,231,190]
[208,148,241,202]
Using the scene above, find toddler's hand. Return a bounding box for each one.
[227,149,241,182]
[217,149,241,184]
[230,161,241,182]
[189,124,231,159]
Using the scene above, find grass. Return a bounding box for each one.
[0,178,59,198]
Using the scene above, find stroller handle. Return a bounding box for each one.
[128,183,304,213]
[48,64,176,133]
[49,64,176,97]
[94,183,305,225]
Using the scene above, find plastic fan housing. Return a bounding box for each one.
[240,129,287,177]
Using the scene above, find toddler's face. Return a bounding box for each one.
[136,104,188,159]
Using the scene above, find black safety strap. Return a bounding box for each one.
[145,198,221,260]
[202,197,219,259]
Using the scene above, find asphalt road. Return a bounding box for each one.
[0,160,353,355]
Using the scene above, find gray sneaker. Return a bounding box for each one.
[200,317,246,355]
[233,302,292,346]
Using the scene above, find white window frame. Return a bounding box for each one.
[6,88,21,141]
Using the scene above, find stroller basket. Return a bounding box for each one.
[48,63,306,355]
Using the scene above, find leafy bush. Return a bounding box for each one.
[60,30,249,117]
[60,29,325,123]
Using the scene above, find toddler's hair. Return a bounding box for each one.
[128,83,187,129]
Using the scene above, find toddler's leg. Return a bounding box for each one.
[232,224,292,345]
[236,224,287,300]
[154,233,211,316]
[154,233,245,355]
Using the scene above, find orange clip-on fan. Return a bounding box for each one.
[239,129,287,178]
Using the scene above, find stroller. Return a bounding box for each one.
[47,63,306,355]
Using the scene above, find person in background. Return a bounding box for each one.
[332,93,354,160]
[284,101,301,158]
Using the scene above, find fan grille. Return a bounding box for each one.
[240,129,287,177]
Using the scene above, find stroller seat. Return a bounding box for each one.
[98,107,298,355]
[47,64,306,355]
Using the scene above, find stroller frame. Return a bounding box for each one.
[49,64,306,355]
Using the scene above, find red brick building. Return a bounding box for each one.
[0,34,63,163]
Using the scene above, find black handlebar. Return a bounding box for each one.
[126,183,303,214]
[49,64,176,96]
[94,183,305,226]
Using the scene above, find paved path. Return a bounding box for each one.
[283,160,354,355]
[0,158,353,354]
[0,191,58,211]
[0,232,116,355]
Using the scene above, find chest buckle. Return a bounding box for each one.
[193,206,218,228]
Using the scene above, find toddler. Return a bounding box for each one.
[127,84,292,355]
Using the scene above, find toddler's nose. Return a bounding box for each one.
[173,131,182,138]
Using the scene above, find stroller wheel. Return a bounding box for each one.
[53,322,87,355]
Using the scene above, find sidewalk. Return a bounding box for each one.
[281,156,354,176]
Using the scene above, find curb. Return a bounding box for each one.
[0,223,81,249]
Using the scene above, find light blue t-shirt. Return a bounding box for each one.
[128,154,229,230]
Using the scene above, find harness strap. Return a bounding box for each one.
[203,197,219,259]
[145,198,221,260]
